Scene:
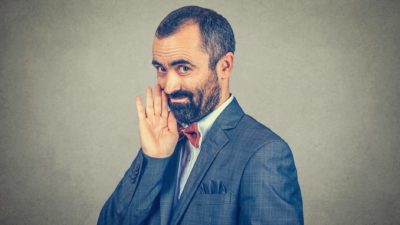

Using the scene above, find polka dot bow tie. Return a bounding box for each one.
[179,122,201,148]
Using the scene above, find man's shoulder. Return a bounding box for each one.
[220,98,290,152]
[231,113,290,152]
[239,114,282,138]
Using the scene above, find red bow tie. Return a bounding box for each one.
[179,123,201,148]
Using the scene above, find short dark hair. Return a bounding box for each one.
[155,6,235,70]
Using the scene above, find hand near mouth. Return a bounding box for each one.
[135,84,179,158]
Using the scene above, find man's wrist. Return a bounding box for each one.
[142,151,172,159]
[142,151,171,172]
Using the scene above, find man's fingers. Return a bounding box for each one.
[167,111,178,133]
[146,87,155,120]
[135,96,145,120]
[161,90,168,119]
[154,84,161,116]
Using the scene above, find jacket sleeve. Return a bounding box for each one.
[97,149,170,225]
[239,140,304,225]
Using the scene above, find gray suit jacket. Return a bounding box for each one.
[98,98,303,225]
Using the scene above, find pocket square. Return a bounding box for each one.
[199,180,227,194]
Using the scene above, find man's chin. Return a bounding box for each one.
[168,102,190,110]
[169,108,197,125]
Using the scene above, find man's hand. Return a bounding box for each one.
[135,85,179,158]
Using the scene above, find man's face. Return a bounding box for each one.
[152,23,221,125]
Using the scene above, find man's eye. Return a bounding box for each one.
[156,66,166,73]
[178,65,190,73]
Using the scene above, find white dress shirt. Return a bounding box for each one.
[178,95,234,198]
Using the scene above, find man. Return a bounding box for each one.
[98,5,303,225]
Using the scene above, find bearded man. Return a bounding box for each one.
[98,5,303,225]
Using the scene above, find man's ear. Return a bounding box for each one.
[217,52,234,80]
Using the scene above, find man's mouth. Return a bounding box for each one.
[170,97,189,103]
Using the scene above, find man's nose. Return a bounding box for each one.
[162,72,181,94]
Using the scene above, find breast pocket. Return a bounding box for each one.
[187,192,236,225]
[193,192,232,205]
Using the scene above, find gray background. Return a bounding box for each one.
[1,0,399,224]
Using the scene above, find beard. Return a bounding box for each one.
[167,70,221,125]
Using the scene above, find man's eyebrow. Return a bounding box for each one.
[171,59,196,67]
[151,59,196,68]
[151,60,163,67]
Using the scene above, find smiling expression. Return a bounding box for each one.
[152,22,222,124]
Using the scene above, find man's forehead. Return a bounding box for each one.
[152,42,196,56]
[152,24,203,52]
[152,44,196,65]
[152,30,209,66]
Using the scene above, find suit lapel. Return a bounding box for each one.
[169,98,245,225]
[170,128,229,225]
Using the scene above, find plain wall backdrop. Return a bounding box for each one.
[1,0,399,224]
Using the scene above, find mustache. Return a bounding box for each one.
[167,90,194,100]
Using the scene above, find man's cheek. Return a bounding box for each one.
[192,90,203,105]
